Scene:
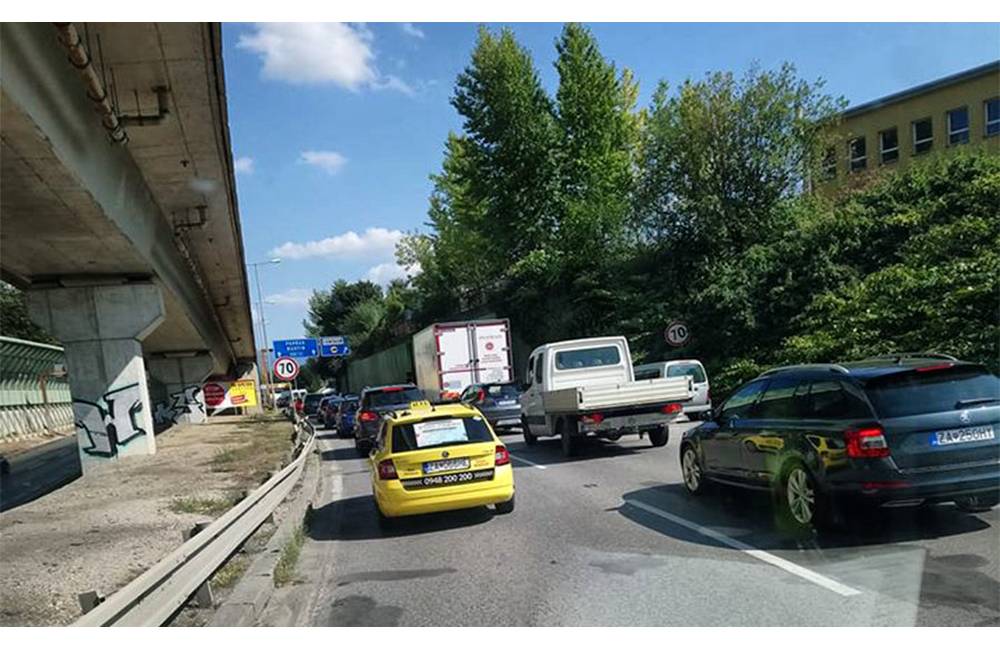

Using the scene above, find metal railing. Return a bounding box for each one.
[73,417,316,626]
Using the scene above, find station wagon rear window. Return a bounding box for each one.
[554,346,621,370]
[666,363,707,383]
[865,366,1000,418]
[365,387,424,408]
[392,416,493,451]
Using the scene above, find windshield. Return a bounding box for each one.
[866,367,1000,418]
[391,416,493,451]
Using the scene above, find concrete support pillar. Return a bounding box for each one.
[146,354,214,427]
[27,283,165,468]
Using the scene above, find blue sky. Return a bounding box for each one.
[223,22,1000,346]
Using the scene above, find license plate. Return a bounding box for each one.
[930,425,995,447]
[497,418,520,426]
[401,469,494,489]
[497,399,517,406]
[422,458,470,474]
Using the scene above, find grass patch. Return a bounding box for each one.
[273,526,305,587]
[169,494,239,516]
[211,554,251,590]
[209,420,293,486]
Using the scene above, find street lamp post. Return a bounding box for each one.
[248,258,281,408]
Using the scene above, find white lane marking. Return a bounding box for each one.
[625,498,862,597]
[508,453,547,470]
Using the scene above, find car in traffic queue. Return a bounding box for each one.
[355,383,427,455]
[335,396,359,437]
[369,401,515,524]
[634,359,712,421]
[458,382,522,433]
[318,395,344,429]
[679,354,1000,532]
[302,392,327,424]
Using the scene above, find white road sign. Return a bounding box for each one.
[665,321,691,347]
[273,356,301,381]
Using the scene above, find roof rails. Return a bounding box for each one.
[759,363,850,377]
[866,352,958,364]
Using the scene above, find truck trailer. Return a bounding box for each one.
[412,319,514,401]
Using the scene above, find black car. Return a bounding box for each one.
[680,354,999,531]
[459,382,522,432]
[355,384,425,454]
[302,393,327,422]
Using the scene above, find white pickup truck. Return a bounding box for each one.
[519,336,693,456]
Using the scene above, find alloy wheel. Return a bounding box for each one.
[682,448,701,492]
[786,467,815,525]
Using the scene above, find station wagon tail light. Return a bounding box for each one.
[844,426,890,458]
[359,410,378,422]
[581,413,604,425]
[661,403,683,415]
[477,389,486,403]
[377,459,398,480]
[495,445,510,466]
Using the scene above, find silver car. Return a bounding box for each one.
[634,359,711,420]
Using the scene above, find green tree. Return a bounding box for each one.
[0,283,55,344]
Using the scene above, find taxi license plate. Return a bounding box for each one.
[402,469,494,489]
[931,425,995,447]
[423,458,470,474]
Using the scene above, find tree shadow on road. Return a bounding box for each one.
[619,483,994,552]
[320,447,364,462]
[506,436,646,466]
[308,494,495,541]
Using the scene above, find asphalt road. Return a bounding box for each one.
[259,423,1000,626]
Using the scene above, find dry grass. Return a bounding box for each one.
[169,495,239,517]
[210,554,251,590]
[209,419,295,486]
[273,526,305,587]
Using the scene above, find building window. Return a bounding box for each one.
[912,118,933,155]
[821,146,837,180]
[986,98,1000,136]
[879,128,899,164]
[848,137,866,172]
[947,107,970,145]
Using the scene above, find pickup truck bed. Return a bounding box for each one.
[541,377,692,414]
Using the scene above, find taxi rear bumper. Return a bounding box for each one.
[374,465,515,517]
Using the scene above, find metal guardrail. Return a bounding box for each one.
[73,416,316,626]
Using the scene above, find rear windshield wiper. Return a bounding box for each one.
[955,397,1000,408]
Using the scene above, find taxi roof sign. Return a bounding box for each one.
[408,400,433,410]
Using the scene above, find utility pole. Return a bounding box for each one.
[248,258,280,409]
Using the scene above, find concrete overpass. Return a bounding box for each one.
[1,23,256,467]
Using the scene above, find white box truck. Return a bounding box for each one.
[412,319,514,401]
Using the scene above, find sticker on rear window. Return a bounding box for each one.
[412,419,470,448]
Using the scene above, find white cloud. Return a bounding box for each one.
[236,23,413,94]
[271,227,404,261]
[265,288,312,306]
[234,156,254,175]
[400,23,425,39]
[299,150,348,175]
[366,261,421,286]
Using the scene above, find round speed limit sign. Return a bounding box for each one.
[664,321,690,348]
[272,356,300,381]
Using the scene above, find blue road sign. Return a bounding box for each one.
[320,335,351,357]
[273,338,319,359]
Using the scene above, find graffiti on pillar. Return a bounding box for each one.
[73,383,147,458]
[153,385,205,426]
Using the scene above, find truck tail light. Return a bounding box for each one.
[581,413,604,425]
[845,426,890,459]
[495,445,510,466]
[377,459,398,480]
[661,403,683,415]
[359,410,378,423]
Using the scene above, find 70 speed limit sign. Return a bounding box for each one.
[272,356,300,381]
[664,321,691,347]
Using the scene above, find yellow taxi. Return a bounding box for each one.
[369,401,515,523]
